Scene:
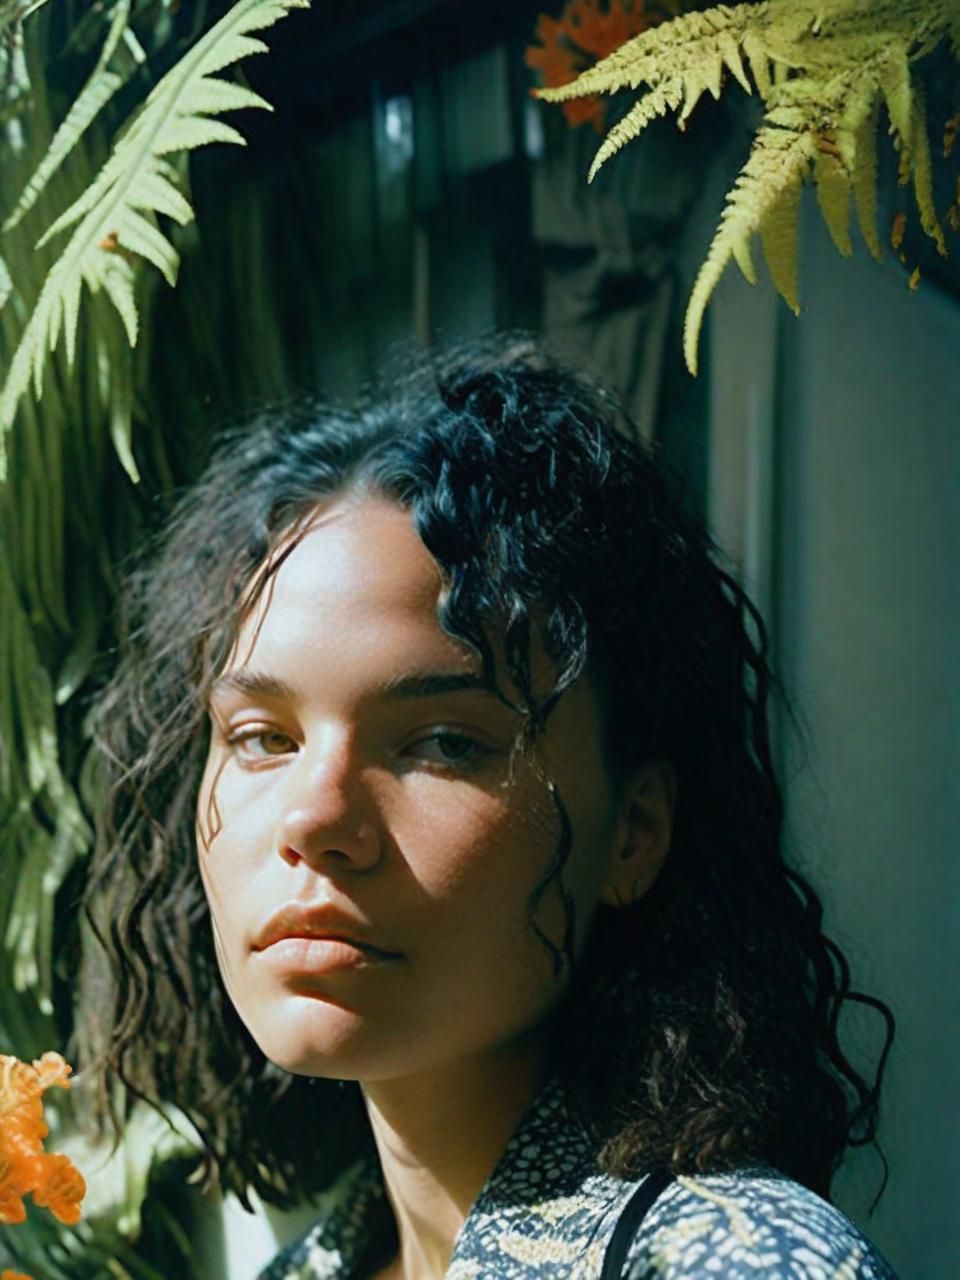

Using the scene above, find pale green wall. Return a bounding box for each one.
[709,191,960,1279]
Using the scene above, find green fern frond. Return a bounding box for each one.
[103,320,140,483]
[909,82,947,256]
[676,48,725,128]
[534,0,955,374]
[684,123,818,374]
[814,148,853,256]
[0,0,309,470]
[878,38,914,154]
[716,29,754,95]
[759,165,803,311]
[819,54,889,260]
[773,62,877,260]
[4,781,91,1010]
[588,79,684,181]
[949,2,960,63]
[741,26,773,98]
[536,4,761,103]
[850,97,882,258]
[3,1,132,233]
[731,235,757,286]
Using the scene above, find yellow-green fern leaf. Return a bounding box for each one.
[909,0,953,61]
[536,4,763,104]
[814,148,853,256]
[741,28,773,99]
[760,168,803,312]
[827,50,888,218]
[0,0,310,471]
[588,79,684,181]
[949,0,960,63]
[676,44,726,129]
[850,97,882,258]
[799,0,936,45]
[732,236,757,285]
[3,0,132,233]
[877,38,912,152]
[716,29,754,95]
[757,0,820,68]
[910,82,947,256]
[684,122,818,374]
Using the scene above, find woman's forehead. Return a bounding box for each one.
[223,494,593,723]
[228,497,456,675]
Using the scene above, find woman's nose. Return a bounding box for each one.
[275,740,383,873]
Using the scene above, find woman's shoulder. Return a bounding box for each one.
[621,1165,899,1280]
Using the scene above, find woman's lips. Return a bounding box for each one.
[253,902,400,956]
[257,935,400,975]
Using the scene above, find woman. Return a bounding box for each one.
[78,337,898,1279]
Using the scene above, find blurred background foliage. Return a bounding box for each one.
[1,0,956,1274]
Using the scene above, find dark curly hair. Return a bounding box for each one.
[75,334,894,1214]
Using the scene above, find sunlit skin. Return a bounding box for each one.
[196,494,675,1280]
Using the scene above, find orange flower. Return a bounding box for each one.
[0,1052,86,1228]
[526,0,667,130]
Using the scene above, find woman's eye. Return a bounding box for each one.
[225,728,297,761]
[407,731,488,771]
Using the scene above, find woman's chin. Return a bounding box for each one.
[243,997,403,1079]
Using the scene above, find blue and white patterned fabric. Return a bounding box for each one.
[258,1075,899,1279]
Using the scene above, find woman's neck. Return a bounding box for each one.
[360,1038,546,1280]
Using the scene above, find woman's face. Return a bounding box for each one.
[197,495,654,1083]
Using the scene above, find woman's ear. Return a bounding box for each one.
[598,760,677,908]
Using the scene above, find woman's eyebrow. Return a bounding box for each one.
[211,668,497,703]
[212,669,295,700]
[381,670,495,701]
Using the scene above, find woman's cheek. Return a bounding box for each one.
[400,812,507,896]
[199,758,273,850]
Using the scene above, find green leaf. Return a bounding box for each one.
[742,28,773,99]
[3,0,132,232]
[150,114,249,155]
[0,252,11,310]
[676,46,725,128]
[184,74,273,116]
[109,341,140,483]
[116,207,181,284]
[760,169,803,312]
[132,170,195,225]
[5,72,124,230]
[878,38,912,149]
[0,0,311,471]
[732,236,757,285]
[718,30,754,95]
[909,82,946,256]
[814,148,852,257]
[535,3,762,104]
[684,122,817,374]
[588,79,684,182]
[99,256,140,347]
[851,98,882,258]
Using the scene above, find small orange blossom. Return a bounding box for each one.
[0,1052,86,1230]
[526,0,668,130]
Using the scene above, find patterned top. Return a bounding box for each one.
[258,1076,899,1280]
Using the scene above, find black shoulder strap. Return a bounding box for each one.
[600,1167,675,1279]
